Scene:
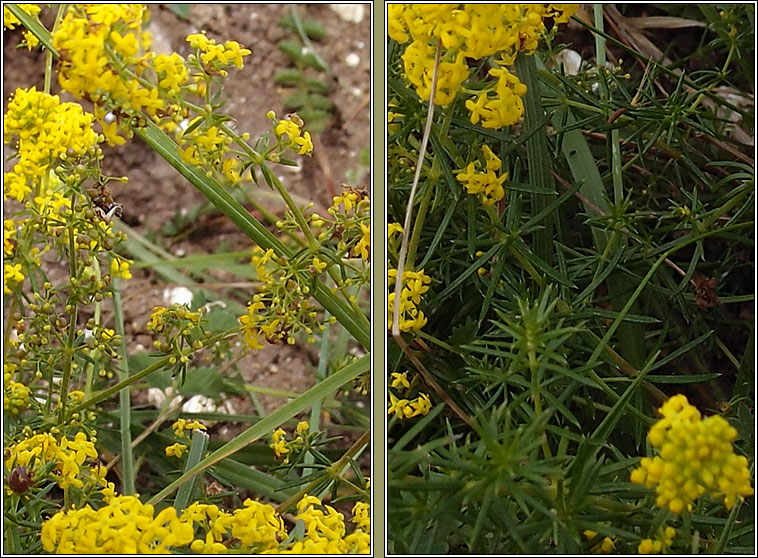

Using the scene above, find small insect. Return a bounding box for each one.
[94,204,123,223]
[89,181,123,223]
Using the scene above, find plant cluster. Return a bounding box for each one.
[388,3,753,554]
[4,4,369,554]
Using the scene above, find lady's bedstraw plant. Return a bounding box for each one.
[387,3,577,419]
[387,3,753,554]
[4,4,369,554]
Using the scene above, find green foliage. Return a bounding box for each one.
[275,8,333,133]
[388,5,754,554]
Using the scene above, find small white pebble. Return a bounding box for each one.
[351,87,362,97]
[147,387,166,409]
[345,52,360,67]
[330,4,364,23]
[556,48,582,76]
[163,286,193,306]
[183,394,216,414]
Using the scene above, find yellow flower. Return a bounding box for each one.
[270,428,289,461]
[4,262,24,294]
[456,145,508,206]
[294,130,313,155]
[165,443,188,458]
[388,392,410,419]
[630,394,753,514]
[42,492,195,553]
[637,525,676,554]
[311,256,327,274]
[4,380,32,415]
[275,118,301,140]
[353,222,370,260]
[583,529,615,554]
[110,256,132,279]
[390,372,410,390]
[3,4,42,30]
[387,223,403,239]
[387,267,431,332]
[239,301,266,349]
[332,191,359,212]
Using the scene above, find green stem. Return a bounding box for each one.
[405,171,434,271]
[5,4,59,55]
[259,163,318,250]
[84,259,102,398]
[111,273,135,495]
[57,200,79,424]
[44,4,66,94]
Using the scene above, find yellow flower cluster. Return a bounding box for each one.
[582,530,615,554]
[2,4,41,29]
[3,87,99,202]
[638,526,676,555]
[164,418,207,458]
[2,4,41,49]
[387,267,431,332]
[177,120,252,187]
[388,371,432,419]
[326,188,371,261]
[242,202,369,348]
[147,304,205,362]
[183,498,286,553]
[41,490,370,554]
[148,304,202,334]
[41,493,196,554]
[270,421,309,463]
[3,374,32,416]
[456,144,508,206]
[172,418,207,439]
[51,6,251,150]
[186,30,251,73]
[280,494,370,554]
[465,66,528,129]
[52,5,161,146]
[110,255,133,279]
[3,262,24,295]
[630,394,754,513]
[4,430,104,492]
[388,4,577,122]
[272,112,314,156]
[239,299,269,349]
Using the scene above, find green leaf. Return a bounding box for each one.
[278,14,327,40]
[167,4,191,20]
